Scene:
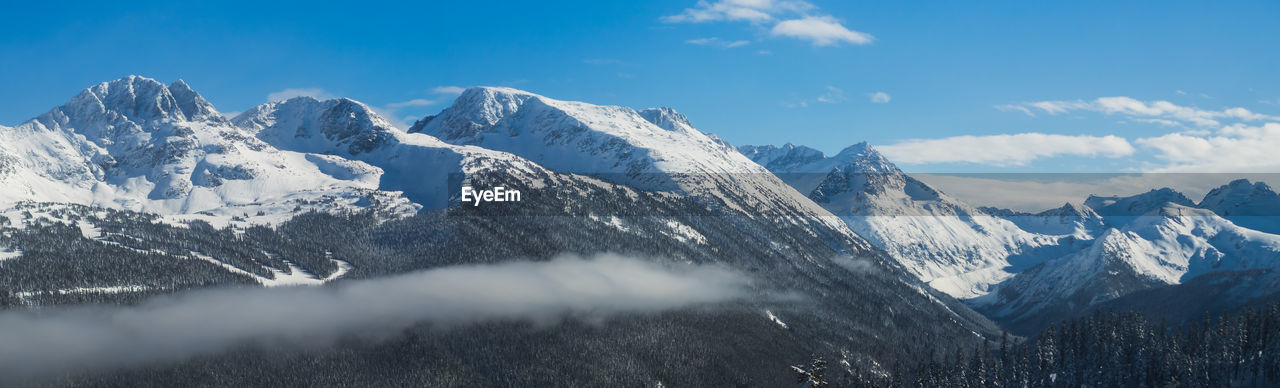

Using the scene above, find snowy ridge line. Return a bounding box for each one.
[412,86,864,244]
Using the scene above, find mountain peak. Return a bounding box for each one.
[1085,187,1195,216]
[830,142,898,174]
[1037,202,1098,218]
[234,95,399,155]
[737,143,826,171]
[638,107,694,133]
[54,75,224,127]
[167,79,220,121]
[73,75,180,121]
[412,86,539,141]
[1199,178,1280,220]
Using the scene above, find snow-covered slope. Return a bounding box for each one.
[738,143,828,189]
[0,76,407,224]
[233,96,549,210]
[739,142,879,195]
[1085,188,1196,217]
[410,87,861,241]
[993,202,1106,237]
[1198,179,1280,234]
[740,142,1074,299]
[981,203,1280,331]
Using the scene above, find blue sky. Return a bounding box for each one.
[2,0,1278,174]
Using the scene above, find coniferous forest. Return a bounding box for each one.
[883,302,1280,387]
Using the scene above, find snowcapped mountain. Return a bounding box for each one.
[410,87,861,239]
[1198,179,1280,234]
[0,77,595,225]
[739,142,1075,299]
[412,87,768,188]
[1085,188,1196,217]
[992,202,1106,237]
[739,142,882,195]
[0,78,1007,385]
[232,96,551,210]
[738,143,827,176]
[0,76,409,223]
[981,203,1280,332]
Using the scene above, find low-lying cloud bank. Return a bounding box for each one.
[0,254,750,383]
[877,133,1135,166]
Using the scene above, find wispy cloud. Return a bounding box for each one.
[686,37,751,48]
[386,98,438,109]
[998,97,1279,127]
[783,85,850,108]
[376,86,472,128]
[430,86,467,95]
[266,88,336,102]
[1130,118,1184,128]
[877,133,1135,166]
[869,91,891,104]
[770,16,873,46]
[817,86,846,103]
[1174,90,1211,98]
[663,1,872,47]
[0,254,749,384]
[662,0,813,23]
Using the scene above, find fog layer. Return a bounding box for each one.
[0,254,750,383]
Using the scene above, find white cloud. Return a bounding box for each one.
[430,86,467,95]
[816,86,846,103]
[876,133,1135,166]
[770,16,873,46]
[914,173,1266,212]
[784,86,848,107]
[686,37,752,48]
[1138,122,1280,172]
[994,104,1036,116]
[266,88,335,102]
[756,49,773,55]
[662,0,813,23]
[1131,118,1184,128]
[663,1,870,47]
[1000,97,1279,127]
[386,98,438,109]
[869,91,891,103]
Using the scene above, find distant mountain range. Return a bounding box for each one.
[739,142,1280,334]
